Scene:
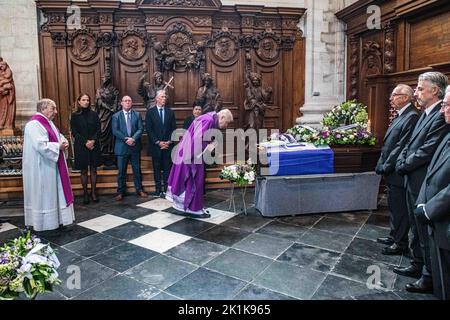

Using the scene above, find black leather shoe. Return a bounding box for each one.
[377,237,394,246]
[382,243,408,256]
[393,265,422,279]
[159,192,166,199]
[405,277,433,294]
[150,191,161,197]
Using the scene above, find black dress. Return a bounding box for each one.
[70,108,102,170]
[183,115,195,130]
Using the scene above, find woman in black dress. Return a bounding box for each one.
[70,93,102,204]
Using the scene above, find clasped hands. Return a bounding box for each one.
[59,141,69,151]
[125,137,136,146]
[85,140,95,150]
[158,141,170,150]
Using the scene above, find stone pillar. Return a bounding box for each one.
[296,0,358,128]
[0,0,41,132]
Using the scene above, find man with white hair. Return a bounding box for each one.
[413,85,450,299]
[22,99,75,231]
[166,108,233,218]
[394,72,450,293]
[376,84,419,255]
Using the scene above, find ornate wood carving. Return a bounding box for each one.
[213,16,241,29]
[362,41,382,76]
[118,27,149,61]
[50,32,67,47]
[68,28,98,61]
[208,29,238,62]
[383,22,396,74]
[148,0,206,6]
[348,35,359,100]
[145,15,166,26]
[255,31,281,62]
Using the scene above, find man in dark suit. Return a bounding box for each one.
[145,90,177,198]
[112,95,147,201]
[394,72,450,293]
[376,84,419,255]
[414,88,450,299]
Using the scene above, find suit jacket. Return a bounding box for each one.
[416,132,450,250]
[145,105,177,158]
[396,102,450,194]
[377,104,419,186]
[112,109,143,156]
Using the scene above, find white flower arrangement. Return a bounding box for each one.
[219,160,256,187]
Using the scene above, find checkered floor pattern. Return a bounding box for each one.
[0,191,436,300]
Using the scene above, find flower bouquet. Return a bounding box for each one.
[219,160,256,187]
[0,232,61,300]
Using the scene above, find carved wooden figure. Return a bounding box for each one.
[0,57,16,134]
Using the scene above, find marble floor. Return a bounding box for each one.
[0,190,436,300]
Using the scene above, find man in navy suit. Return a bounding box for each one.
[145,90,177,197]
[414,88,450,299]
[112,95,147,201]
[394,72,449,293]
[375,84,419,255]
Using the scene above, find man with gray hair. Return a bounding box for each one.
[394,72,450,294]
[22,99,75,231]
[376,84,419,255]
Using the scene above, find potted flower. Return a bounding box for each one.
[0,232,61,300]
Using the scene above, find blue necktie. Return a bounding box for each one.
[159,108,164,125]
[126,112,132,136]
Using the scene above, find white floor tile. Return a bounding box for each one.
[137,198,172,211]
[129,229,191,253]
[0,222,17,233]
[78,214,130,233]
[135,211,185,228]
[197,208,238,224]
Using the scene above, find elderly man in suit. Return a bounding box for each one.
[376,84,419,255]
[145,90,177,198]
[112,95,148,201]
[394,72,450,293]
[413,87,450,299]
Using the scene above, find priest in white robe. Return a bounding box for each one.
[22,99,75,231]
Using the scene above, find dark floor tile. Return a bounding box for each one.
[345,238,402,266]
[164,218,216,237]
[17,289,67,300]
[253,261,326,299]
[256,221,307,242]
[221,214,270,232]
[72,207,105,223]
[125,255,197,290]
[277,243,341,273]
[235,284,296,300]
[313,217,362,236]
[91,242,158,272]
[356,224,391,242]
[165,238,227,265]
[324,212,370,224]
[166,268,247,300]
[366,214,391,228]
[53,246,85,267]
[63,233,124,258]
[151,291,181,300]
[2,215,25,229]
[332,253,396,291]
[73,275,159,300]
[36,225,97,246]
[103,221,157,241]
[100,204,156,220]
[54,259,118,298]
[196,225,251,247]
[312,274,377,300]
[276,215,322,228]
[204,248,272,282]
[203,195,227,207]
[393,272,437,301]
[297,228,353,253]
[233,233,294,259]
[354,291,403,300]
[0,227,22,246]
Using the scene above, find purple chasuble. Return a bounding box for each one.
[31,114,74,207]
[167,112,219,212]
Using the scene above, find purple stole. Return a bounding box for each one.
[31,114,74,207]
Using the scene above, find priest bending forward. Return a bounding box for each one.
[22,99,75,231]
[166,109,233,218]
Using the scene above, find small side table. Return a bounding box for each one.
[228,183,248,215]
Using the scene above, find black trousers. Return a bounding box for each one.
[152,150,172,192]
[429,232,450,300]
[387,183,410,245]
[406,187,432,277]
